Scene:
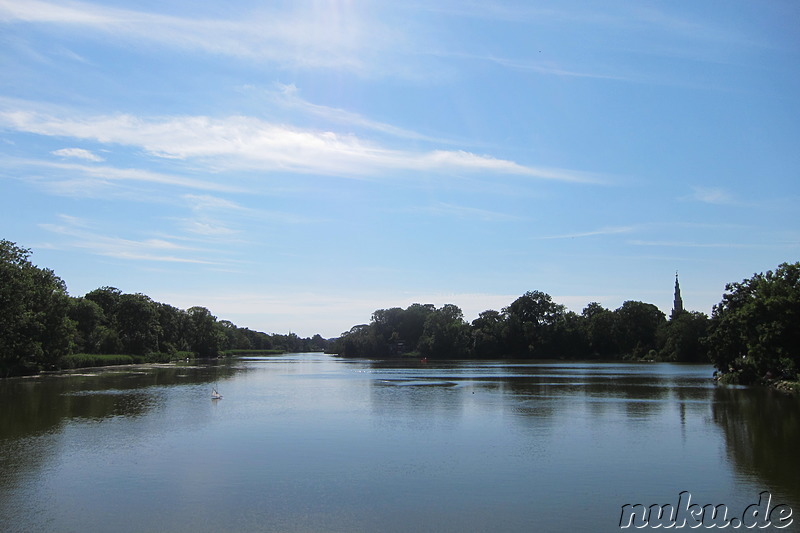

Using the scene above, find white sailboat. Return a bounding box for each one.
[211,386,223,399]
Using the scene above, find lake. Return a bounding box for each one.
[1,354,798,532]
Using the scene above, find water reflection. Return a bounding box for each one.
[712,385,800,508]
[0,362,239,439]
[1,356,797,532]
[0,361,243,515]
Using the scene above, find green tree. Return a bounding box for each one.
[613,301,666,359]
[548,311,590,358]
[582,302,618,357]
[707,262,800,383]
[67,297,106,353]
[418,304,471,358]
[657,311,710,362]
[0,240,74,375]
[371,307,404,355]
[502,291,565,356]
[116,293,160,355]
[187,306,224,358]
[156,302,190,354]
[471,309,506,358]
[398,303,435,352]
[336,324,381,356]
[84,286,122,325]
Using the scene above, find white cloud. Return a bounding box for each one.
[0,0,393,73]
[39,216,227,264]
[685,186,736,205]
[539,226,635,239]
[51,147,104,161]
[263,83,446,143]
[1,107,603,183]
[8,158,244,193]
[418,202,522,222]
[183,194,245,212]
[178,219,238,237]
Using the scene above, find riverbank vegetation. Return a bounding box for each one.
[331,263,799,388]
[3,239,797,387]
[0,239,330,377]
[706,262,800,387]
[331,294,710,362]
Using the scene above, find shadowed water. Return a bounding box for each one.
[1,354,798,532]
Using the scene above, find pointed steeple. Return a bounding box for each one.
[672,271,684,318]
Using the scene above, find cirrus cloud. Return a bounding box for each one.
[1,106,604,183]
[51,147,104,161]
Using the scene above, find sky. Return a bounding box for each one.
[1,0,798,338]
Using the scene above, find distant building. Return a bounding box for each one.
[672,272,684,318]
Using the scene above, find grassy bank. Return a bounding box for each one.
[220,349,285,356]
[61,351,191,369]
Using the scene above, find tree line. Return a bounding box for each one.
[332,294,708,362]
[332,263,800,386]
[3,238,797,386]
[0,239,329,377]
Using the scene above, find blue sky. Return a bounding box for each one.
[1,0,798,337]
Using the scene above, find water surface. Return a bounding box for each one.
[1,354,798,532]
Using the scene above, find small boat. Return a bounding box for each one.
[211,387,223,400]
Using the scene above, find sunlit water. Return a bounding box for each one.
[1,354,798,532]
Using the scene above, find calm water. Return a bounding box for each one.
[1,354,798,532]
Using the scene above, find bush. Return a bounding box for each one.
[61,353,136,369]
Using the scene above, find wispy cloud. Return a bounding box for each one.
[480,55,635,82]
[1,106,604,183]
[5,157,244,195]
[683,186,737,205]
[51,147,104,161]
[539,226,636,240]
[39,215,225,264]
[0,0,394,73]
[261,83,447,143]
[417,201,522,222]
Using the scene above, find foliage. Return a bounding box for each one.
[0,240,74,376]
[657,311,710,362]
[332,295,701,361]
[5,238,795,384]
[417,304,471,358]
[502,291,566,356]
[61,353,137,369]
[0,239,331,377]
[220,349,285,356]
[613,301,666,359]
[707,262,800,384]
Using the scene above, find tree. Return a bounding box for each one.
[418,304,471,358]
[471,310,506,357]
[187,306,224,358]
[582,302,618,357]
[657,311,710,363]
[156,303,190,354]
[613,301,666,359]
[116,293,160,355]
[67,297,106,353]
[707,262,800,383]
[0,240,74,375]
[502,291,565,356]
[84,286,122,325]
[336,324,381,356]
[398,303,436,351]
[548,311,590,358]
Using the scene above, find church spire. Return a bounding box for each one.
[672,271,684,318]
